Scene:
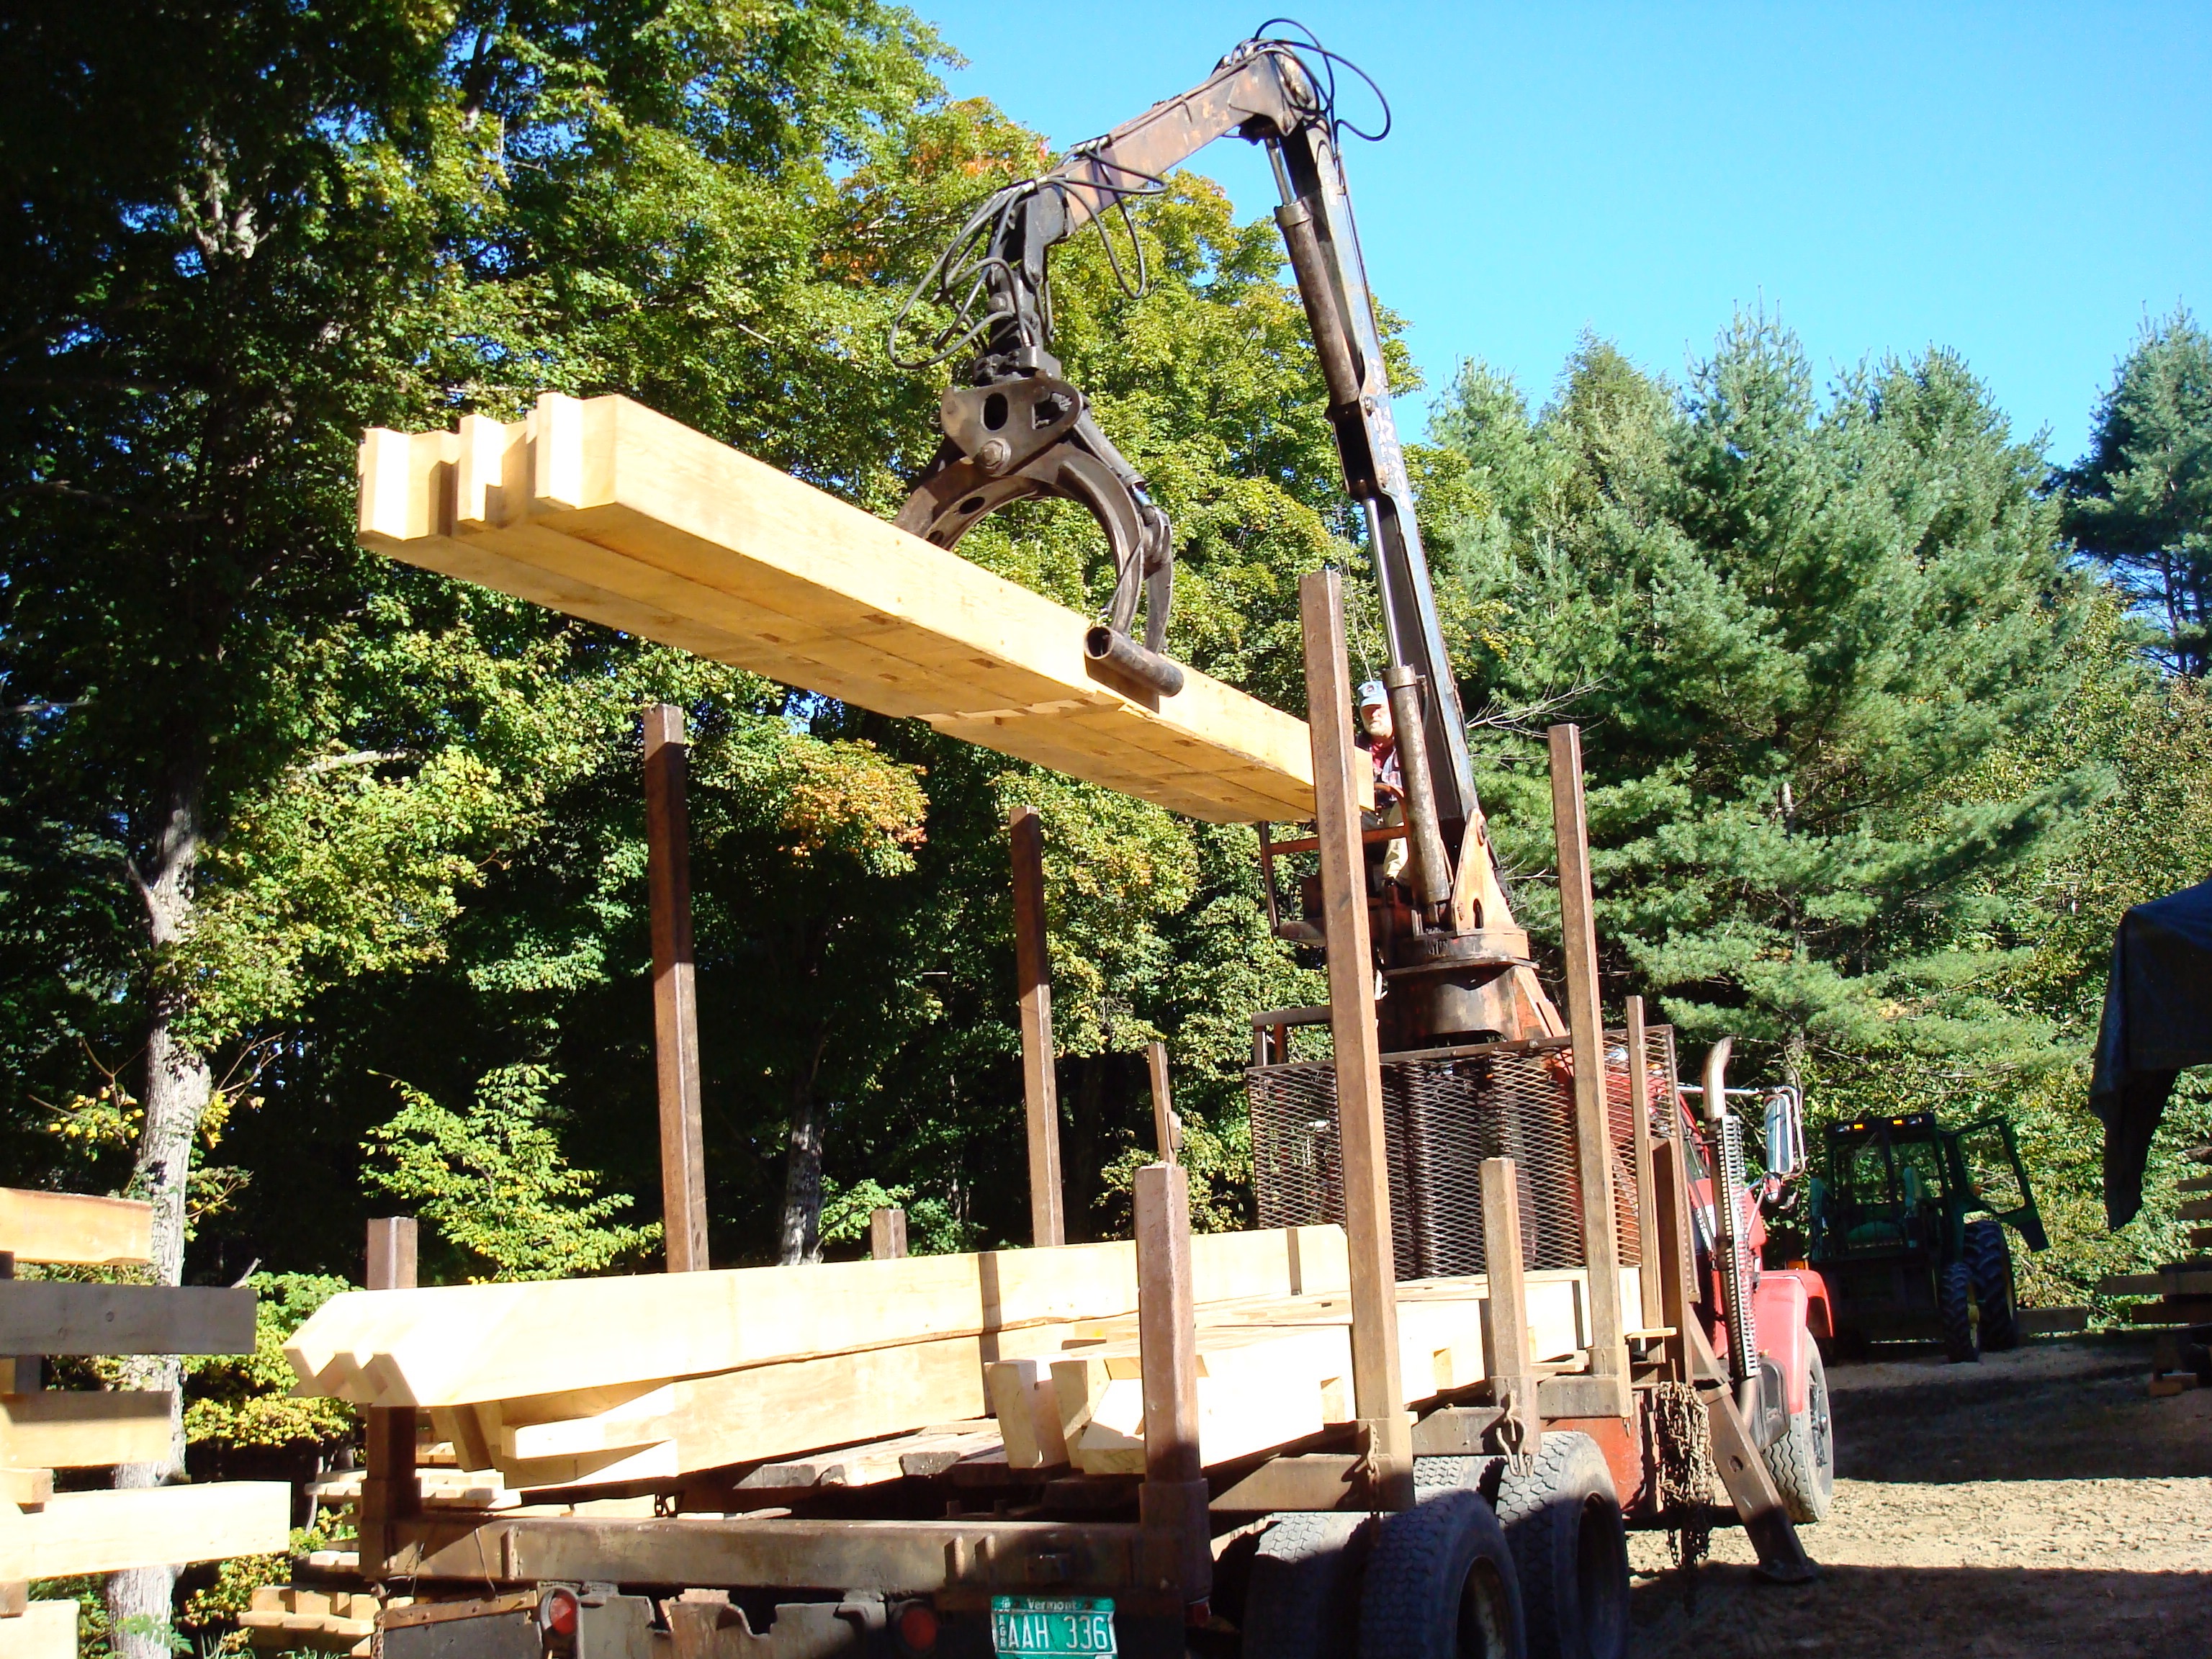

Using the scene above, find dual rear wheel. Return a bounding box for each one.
[1241,1434,1628,1659]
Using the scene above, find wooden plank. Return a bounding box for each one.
[1548,723,1627,1418]
[1009,806,1065,1248]
[1298,569,1412,1509]
[0,1284,253,1357]
[2177,1199,2212,1222]
[1480,1159,1539,1454]
[1625,995,1664,1330]
[1652,1139,1698,1388]
[493,1329,1069,1488]
[1146,1044,1179,1164]
[0,1392,172,1469]
[868,1208,908,1262]
[360,1216,419,1575]
[1133,1164,1208,1604]
[0,1192,152,1268]
[359,395,1334,825]
[0,1483,289,1580]
[2100,1269,2212,1297]
[644,705,710,1274]
[0,1601,75,1659]
[286,1225,1348,1411]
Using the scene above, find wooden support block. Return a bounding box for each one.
[0,1392,173,1469]
[2149,1372,2199,1398]
[0,1600,75,1659]
[0,1482,289,1580]
[0,1473,50,1509]
[0,1192,152,1268]
[359,396,1334,825]
[2015,1306,2089,1335]
[986,1358,1069,1470]
[2178,1199,2212,1222]
[2175,1174,2212,1194]
[0,1284,254,1357]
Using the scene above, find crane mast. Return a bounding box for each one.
[894,32,1557,1046]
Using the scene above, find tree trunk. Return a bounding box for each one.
[777,1028,832,1266]
[109,781,209,1659]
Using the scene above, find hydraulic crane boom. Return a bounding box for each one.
[894,30,1554,1045]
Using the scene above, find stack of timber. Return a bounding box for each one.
[285,1227,1640,1498]
[239,1586,392,1656]
[357,394,1352,826]
[2097,1142,2212,1394]
[0,1190,291,1659]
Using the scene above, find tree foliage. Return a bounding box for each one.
[2067,310,2212,675]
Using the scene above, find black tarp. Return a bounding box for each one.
[2090,877,2212,1228]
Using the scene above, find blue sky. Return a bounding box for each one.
[909,2,2208,462]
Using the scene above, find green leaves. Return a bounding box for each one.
[364,1065,660,1280]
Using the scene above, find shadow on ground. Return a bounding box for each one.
[1631,1564,2212,1659]
[1822,1334,2212,1481]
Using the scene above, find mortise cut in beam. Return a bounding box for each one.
[358,396,1354,825]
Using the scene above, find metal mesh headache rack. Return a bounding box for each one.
[1246,1025,1659,1280]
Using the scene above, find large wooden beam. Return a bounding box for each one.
[644,704,710,1272]
[0,1483,289,1581]
[1547,723,1628,1417]
[357,396,1351,825]
[0,1391,173,1469]
[286,1226,1351,1409]
[1298,569,1412,1511]
[1008,806,1065,1248]
[0,1285,253,1357]
[0,1191,152,1268]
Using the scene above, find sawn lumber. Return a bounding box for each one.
[357,395,1347,825]
[0,1389,174,1468]
[0,1282,256,1357]
[0,1601,76,1659]
[0,1482,289,1580]
[0,1189,153,1267]
[285,1224,1347,1410]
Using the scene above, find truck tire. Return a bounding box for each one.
[1964,1219,2019,1350]
[1359,1487,1525,1659]
[1938,1258,1979,1363]
[1762,1339,1835,1523]
[1244,1511,1373,1659]
[1488,1432,1629,1659]
[1416,1454,1503,1493]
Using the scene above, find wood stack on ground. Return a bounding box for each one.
[284,1225,1639,1498]
[2098,1141,2212,1395]
[356,394,1353,826]
[0,1190,291,1659]
[238,1586,391,1656]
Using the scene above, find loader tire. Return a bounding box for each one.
[1939,1258,1979,1363]
[1965,1219,2020,1351]
[1762,1339,1835,1523]
[1488,1432,1629,1659]
[1244,1511,1372,1659]
[1358,1487,1526,1659]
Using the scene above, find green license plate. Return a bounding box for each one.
[989,1596,1116,1658]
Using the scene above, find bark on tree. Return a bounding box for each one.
[778,1028,832,1266]
[108,781,208,1659]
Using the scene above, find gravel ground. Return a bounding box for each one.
[1627,1335,2212,1658]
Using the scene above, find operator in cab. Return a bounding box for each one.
[1355,680,1410,886]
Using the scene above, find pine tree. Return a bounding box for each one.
[2066,309,2212,676]
[1431,320,2104,1092]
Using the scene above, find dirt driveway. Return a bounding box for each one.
[1627,1334,2212,1658]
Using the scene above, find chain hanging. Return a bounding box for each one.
[1652,1380,1715,1591]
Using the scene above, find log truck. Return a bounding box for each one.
[295,26,1827,1659]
